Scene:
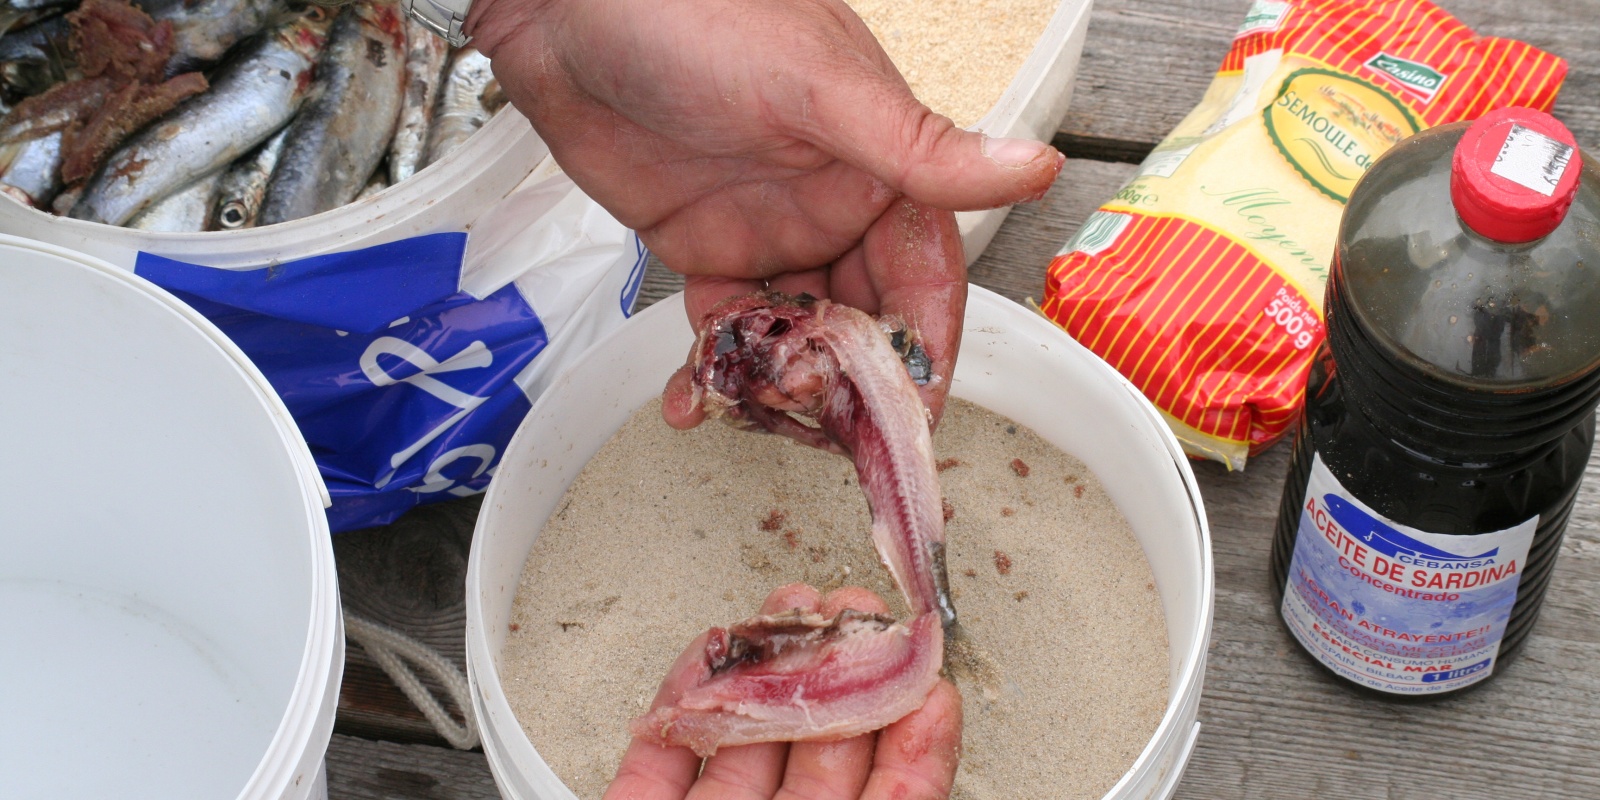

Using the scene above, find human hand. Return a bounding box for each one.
[604,583,963,800]
[465,0,1064,425]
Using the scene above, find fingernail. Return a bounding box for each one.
[982,136,1050,167]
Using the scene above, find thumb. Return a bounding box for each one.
[789,67,1065,211]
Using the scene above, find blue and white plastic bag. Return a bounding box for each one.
[134,170,646,532]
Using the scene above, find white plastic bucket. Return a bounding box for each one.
[959,0,1093,264]
[0,235,342,799]
[0,0,1085,270]
[0,109,548,270]
[464,286,1213,799]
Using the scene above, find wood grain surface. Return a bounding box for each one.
[334,498,479,747]
[328,0,1600,796]
[1062,0,1600,161]
[326,735,500,799]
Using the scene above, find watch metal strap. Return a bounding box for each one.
[403,0,472,47]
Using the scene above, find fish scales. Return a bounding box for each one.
[0,126,61,205]
[387,16,447,184]
[257,0,404,227]
[68,8,332,226]
[128,168,221,231]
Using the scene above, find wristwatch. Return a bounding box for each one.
[402,0,472,47]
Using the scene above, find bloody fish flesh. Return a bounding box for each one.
[693,292,956,626]
[631,610,943,757]
[634,292,960,754]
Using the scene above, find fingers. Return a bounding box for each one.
[602,629,717,800]
[683,275,767,331]
[773,737,875,800]
[775,40,1064,212]
[661,364,704,431]
[835,198,967,428]
[684,584,824,800]
[861,680,963,800]
[642,162,898,278]
[761,583,824,615]
[766,586,893,800]
[662,274,765,431]
[774,585,928,800]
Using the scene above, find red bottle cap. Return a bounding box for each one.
[1451,107,1581,243]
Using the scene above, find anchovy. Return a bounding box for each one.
[127,168,220,230]
[136,0,285,75]
[257,0,404,226]
[0,126,60,205]
[0,13,71,97]
[69,7,331,226]
[212,125,285,229]
[386,17,446,184]
[421,46,493,167]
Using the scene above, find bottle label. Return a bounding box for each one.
[1491,124,1574,197]
[1280,454,1536,694]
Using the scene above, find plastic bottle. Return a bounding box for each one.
[1270,107,1600,699]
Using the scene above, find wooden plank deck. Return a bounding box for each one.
[328,0,1600,796]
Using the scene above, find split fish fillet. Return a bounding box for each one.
[632,292,962,755]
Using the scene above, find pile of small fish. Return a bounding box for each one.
[0,0,507,231]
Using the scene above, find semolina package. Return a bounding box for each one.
[1040,0,1566,468]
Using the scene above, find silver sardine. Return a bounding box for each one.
[69,7,331,226]
[386,17,447,184]
[212,125,286,229]
[257,0,404,226]
[138,0,286,75]
[0,126,60,205]
[127,168,221,231]
[421,46,494,168]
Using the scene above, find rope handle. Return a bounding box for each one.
[343,609,481,750]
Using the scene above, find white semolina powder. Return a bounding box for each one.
[845,0,1062,128]
[501,397,1169,799]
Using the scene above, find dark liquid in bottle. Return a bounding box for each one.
[1271,279,1596,698]
[1269,116,1600,698]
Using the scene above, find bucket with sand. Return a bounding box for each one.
[465,286,1212,799]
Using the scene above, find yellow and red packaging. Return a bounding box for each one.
[1040,0,1566,468]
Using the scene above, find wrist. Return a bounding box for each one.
[464,0,564,58]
